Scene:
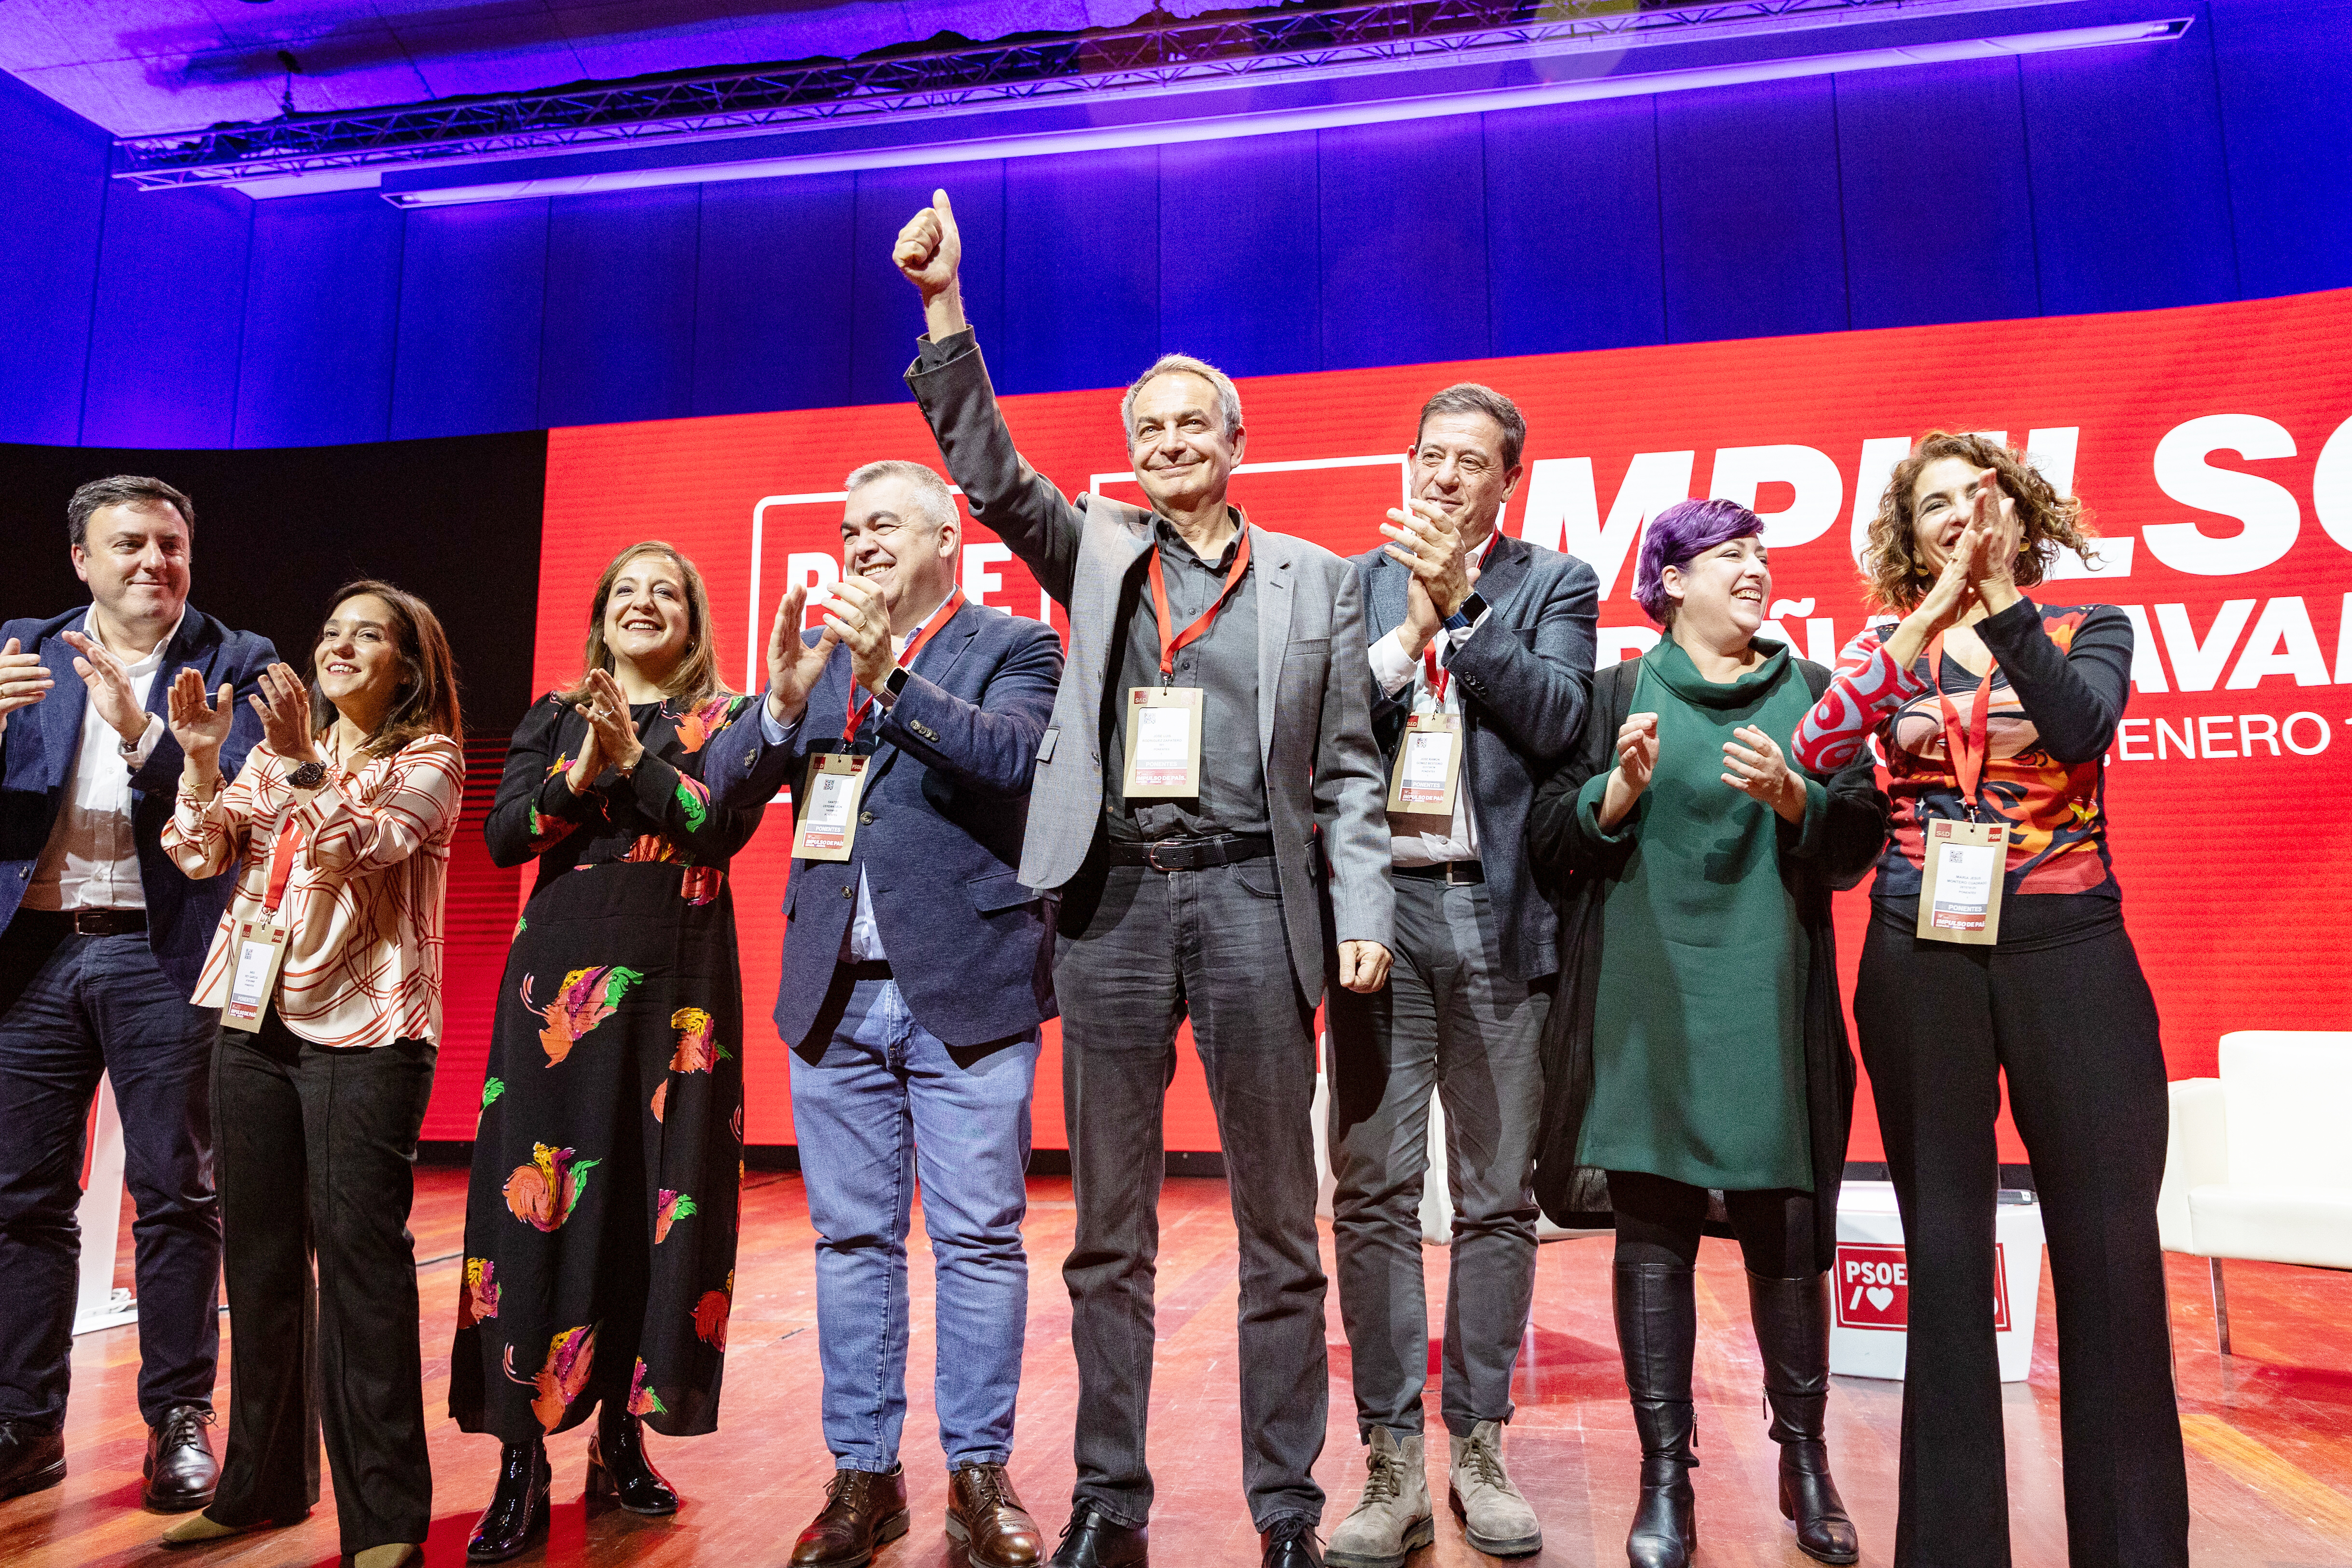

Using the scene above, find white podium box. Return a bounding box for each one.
[1831,1180,2045,1383]
[74,1074,139,1335]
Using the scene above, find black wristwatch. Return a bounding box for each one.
[1442,591,1489,633]
[881,666,911,702]
[287,759,328,790]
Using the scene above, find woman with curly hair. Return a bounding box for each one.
[450,542,764,1562]
[1790,434,2187,1568]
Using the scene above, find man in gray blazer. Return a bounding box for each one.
[894,190,1393,1568]
[1324,386,1597,1568]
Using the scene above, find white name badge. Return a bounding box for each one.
[1917,818,2008,946]
[792,752,868,862]
[1386,712,1462,818]
[220,915,289,1033]
[1123,686,1204,799]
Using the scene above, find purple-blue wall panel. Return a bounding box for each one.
[1484,97,1669,357]
[1002,146,1162,395]
[693,174,857,416]
[1833,60,2043,330]
[2207,0,2352,301]
[235,192,405,448]
[850,165,1004,407]
[540,186,702,429]
[1656,77,1850,345]
[390,201,552,441]
[1158,132,1322,380]
[1317,118,1493,372]
[2020,21,2241,315]
[0,74,108,445]
[82,184,252,449]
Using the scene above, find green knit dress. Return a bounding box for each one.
[1574,637,1820,1192]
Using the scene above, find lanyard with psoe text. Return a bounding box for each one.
[1927,633,1995,819]
[222,816,306,1032]
[1145,527,1252,683]
[1915,634,2007,945]
[843,592,963,746]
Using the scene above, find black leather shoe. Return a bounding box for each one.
[143,1406,218,1512]
[0,1420,66,1500]
[1260,1517,1323,1568]
[467,1440,551,1562]
[1047,1502,1148,1567]
[1616,1262,1699,1568]
[587,1408,678,1515]
[1748,1272,1861,1565]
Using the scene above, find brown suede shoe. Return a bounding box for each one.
[947,1463,1044,1567]
[791,1466,910,1568]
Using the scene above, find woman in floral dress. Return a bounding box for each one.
[451,541,762,1562]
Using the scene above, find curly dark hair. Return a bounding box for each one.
[1862,431,2101,612]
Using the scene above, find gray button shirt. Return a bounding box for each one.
[1104,517,1268,843]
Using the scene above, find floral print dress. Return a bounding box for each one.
[450,691,762,1443]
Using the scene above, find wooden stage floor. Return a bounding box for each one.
[12,1167,2352,1567]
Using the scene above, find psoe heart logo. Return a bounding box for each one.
[1834,1243,2012,1332]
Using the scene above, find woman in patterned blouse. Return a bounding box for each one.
[156,580,464,1568]
[450,542,763,1563]
[1791,433,2186,1568]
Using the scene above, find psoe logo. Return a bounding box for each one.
[1833,1242,2011,1332]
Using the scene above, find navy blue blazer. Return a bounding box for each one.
[704,601,1062,1051]
[1352,531,1599,981]
[0,605,278,995]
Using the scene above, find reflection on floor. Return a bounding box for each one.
[11,1167,2352,1566]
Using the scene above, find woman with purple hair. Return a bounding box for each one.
[1525,499,1887,1568]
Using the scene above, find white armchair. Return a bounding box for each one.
[2157,1030,2352,1354]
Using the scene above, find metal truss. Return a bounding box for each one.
[113,0,1975,189]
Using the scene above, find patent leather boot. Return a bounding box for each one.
[1615,1262,1698,1568]
[1747,1271,1860,1565]
[588,1406,679,1515]
[466,1440,551,1562]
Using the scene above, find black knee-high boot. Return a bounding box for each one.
[1614,1261,1698,1568]
[588,1402,679,1515]
[465,1438,550,1562]
[1747,1272,1859,1565]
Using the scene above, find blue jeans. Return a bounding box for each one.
[791,974,1038,1472]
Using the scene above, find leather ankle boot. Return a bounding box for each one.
[1614,1261,1698,1568]
[466,1439,551,1562]
[792,1466,910,1567]
[588,1406,679,1515]
[1747,1271,1860,1565]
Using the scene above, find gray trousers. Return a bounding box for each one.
[1325,874,1549,1440]
[1054,857,1327,1533]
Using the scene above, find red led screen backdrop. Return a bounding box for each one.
[535,288,2352,1160]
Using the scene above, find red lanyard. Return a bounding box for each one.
[844,593,963,745]
[1422,642,1450,706]
[1928,633,1995,818]
[263,819,305,917]
[1146,526,1253,681]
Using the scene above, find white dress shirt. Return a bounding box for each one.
[21,611,177,912]
[1367,533,1496,867]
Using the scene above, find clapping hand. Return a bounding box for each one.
[58,630,148,746]
[1959,469,2023,607]
[1596,712,1659,830]
[249,664,319,765]
[167,667,234,790]
[1723,724,1807,823]
[765,582,842,724]
[568,668,645,796]
[1382,499,1473,653]
[822,577,897,698]
[0,638,55,728]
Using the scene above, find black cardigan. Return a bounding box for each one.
[1523,653,1890,1271]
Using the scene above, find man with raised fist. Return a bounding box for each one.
[893,189,1394,1568]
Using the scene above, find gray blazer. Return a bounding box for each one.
[1354,533,1599,981]
[907,336,1393,1001]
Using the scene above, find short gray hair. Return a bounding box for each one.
[69,475,194,548]
[843,459,957,533]
[1119,354,1243,444]
[1416,384,1527,470]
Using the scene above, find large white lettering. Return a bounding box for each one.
[2315,414,2352,555]
[1709,444,1844,549]
[2115,604,2169,693]
[961,541,1012,609]
[2144,415,2302,575]
[2153,599,2256,692]
[1520,451,1694,599]
[2225,596,2331,689]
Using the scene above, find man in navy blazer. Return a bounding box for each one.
[1324,387,1599,1567]
[704,460,1060,1568]
[0,476,274,1510]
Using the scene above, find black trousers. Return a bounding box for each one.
[0,917,221,1429]
[1053,858,1326,1533]
[1607,1169,1815,1280]
[209,1014,436,1554]
[1855,917,2187,1568]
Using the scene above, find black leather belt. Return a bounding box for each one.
[19,908,149,936]
[1393,860,1484,885]
[841,960,893,982]
[1110,834,1277,872]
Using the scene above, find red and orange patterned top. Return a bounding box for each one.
[164,735,464,1048]
[1791,598,2135,905]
